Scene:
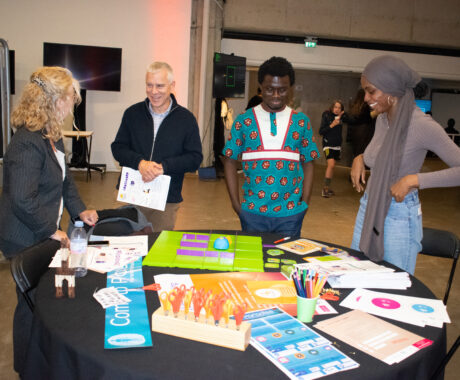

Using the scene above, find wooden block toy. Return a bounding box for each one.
[55,247,76,298]
[151,308,251,351]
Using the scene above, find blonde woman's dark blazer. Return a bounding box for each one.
[0,127,85,257]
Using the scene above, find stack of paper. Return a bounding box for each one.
[340,288,450,328]
[50,235,149,274]
[296,260,394,275]
[303,255,358,264]
[89,235,149,254]
[244,307,359,379]
[86,246,143,273]
[315,309,433,365]
[327,271,411,289]
[87,235,149,273]
[295,261,412,289]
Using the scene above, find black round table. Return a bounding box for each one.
[23,231,446,380]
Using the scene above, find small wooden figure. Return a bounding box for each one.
[55,247,76,298]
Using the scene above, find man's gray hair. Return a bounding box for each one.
[146,62,174,83]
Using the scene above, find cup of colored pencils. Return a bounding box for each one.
[292,268,328,323]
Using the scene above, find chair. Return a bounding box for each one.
[420,227,459,305]
[430,335,460,380]
[10,239,61,311]
[69,205,153,237]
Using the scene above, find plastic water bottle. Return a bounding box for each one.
[70,220,88,277]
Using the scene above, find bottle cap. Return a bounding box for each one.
[75,220,84,228]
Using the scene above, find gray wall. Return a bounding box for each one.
[224,0,460,49]
[295,70,360,166]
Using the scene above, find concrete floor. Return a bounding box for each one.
[0,160,458,379]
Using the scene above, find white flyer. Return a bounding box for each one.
[117,166,170,211]
[98,235,149,256]
[340,288,450,327]
[93,287,132,309]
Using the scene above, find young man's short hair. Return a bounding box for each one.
[258,56,295,85]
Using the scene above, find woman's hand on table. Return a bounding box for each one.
[79,210,99,226]
[51,230,70,247]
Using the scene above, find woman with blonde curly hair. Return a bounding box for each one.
[0,66,98,375]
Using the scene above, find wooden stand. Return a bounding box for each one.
[151,307,251,351]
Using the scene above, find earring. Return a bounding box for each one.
[387,96,396,106]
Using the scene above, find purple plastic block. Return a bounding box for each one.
[181,241,208,248]
[177,249,205,257]
[182,234,195,240]
[220,252,235,259]
[205,251,219,258]
[196,234,210,241]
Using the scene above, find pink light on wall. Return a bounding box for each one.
[149,0,192,105]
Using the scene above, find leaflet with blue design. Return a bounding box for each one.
[244,307,359,379]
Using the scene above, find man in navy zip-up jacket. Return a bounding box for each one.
[111,62,202,231]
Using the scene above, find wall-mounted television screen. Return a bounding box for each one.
[43,42,122,92]
[415,99,432,113]
[213,52,246,98]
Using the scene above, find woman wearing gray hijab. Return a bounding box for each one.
[350,55,460,274]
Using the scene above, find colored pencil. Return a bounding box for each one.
[293,267,328,299]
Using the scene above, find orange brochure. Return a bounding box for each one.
[190,272,297,316]
[246,281,297,305]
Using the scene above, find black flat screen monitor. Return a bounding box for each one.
[213,52,246,98]
[43,42,122,92]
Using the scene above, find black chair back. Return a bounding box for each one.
[431,335,460,380]
[69,205,153,237]
[420,228,459,304]
[10,239,61,311]
[92,219,138,236]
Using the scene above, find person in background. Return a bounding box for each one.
[344,89,376,159]
[222,56,320,237]
[445,118,458,134]
[246,87,263,110]
[445,118,460,146]
[0,66,98,375]
[111,62,203,231]
[350,55,460,274]
[319,100,344,197]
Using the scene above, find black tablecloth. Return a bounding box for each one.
[23,231,446,380]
